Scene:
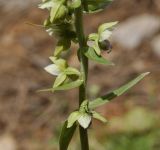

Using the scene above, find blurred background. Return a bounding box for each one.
[0,0,160,149]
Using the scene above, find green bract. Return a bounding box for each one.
[38,0,150,150]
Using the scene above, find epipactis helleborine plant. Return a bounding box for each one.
[37,0,149,150]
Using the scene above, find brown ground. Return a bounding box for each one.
[0,0,160,149]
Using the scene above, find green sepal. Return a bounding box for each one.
[54,79,83,91]
[88,33,100,55]
[92,111,108,123]
[67,0,81,9]
[64,67,81,76]
[54,39,71,57]
[92,39,101,55]
[79,100,89,113]
[50,2,68,23]
[67,111,81,128]
[53,73,67,88]
[98,21,118,34]
[59,121,77,150]
[89,72,150,109]
[49,57,68,70]
[88,33,99,41]
[83,47,114,65]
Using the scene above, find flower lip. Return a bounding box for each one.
[44,64,61,76]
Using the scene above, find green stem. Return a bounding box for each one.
[82,0,88,12]
[75,6,89,150]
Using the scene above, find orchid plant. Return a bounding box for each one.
[38,0,149,150]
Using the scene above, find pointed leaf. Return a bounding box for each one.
[53,73,67,88]
[54,79,83,91]
[92,111,108,123]
[59,121,77,150]
[67,111,81,128]
[89,72,150,109]
[83,47,114,65]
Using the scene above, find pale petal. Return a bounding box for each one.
[44,64,61,76]
[78,114,92,129]
[100,30,112,41]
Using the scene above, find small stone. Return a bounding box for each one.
[0,134,17,150]
[112,14,160,49]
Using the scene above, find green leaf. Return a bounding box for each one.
[64,67,80,76]
[67,111,81,128]
[59,121,77,150]
[78,113,92,129]
[92,111,108,123]
[54,79,83,91]
[89,72,150,109]
[83,47,114,65]
[53,73,67,88]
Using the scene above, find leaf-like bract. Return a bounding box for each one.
[89,72,150,109]
[59,121,77,150]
